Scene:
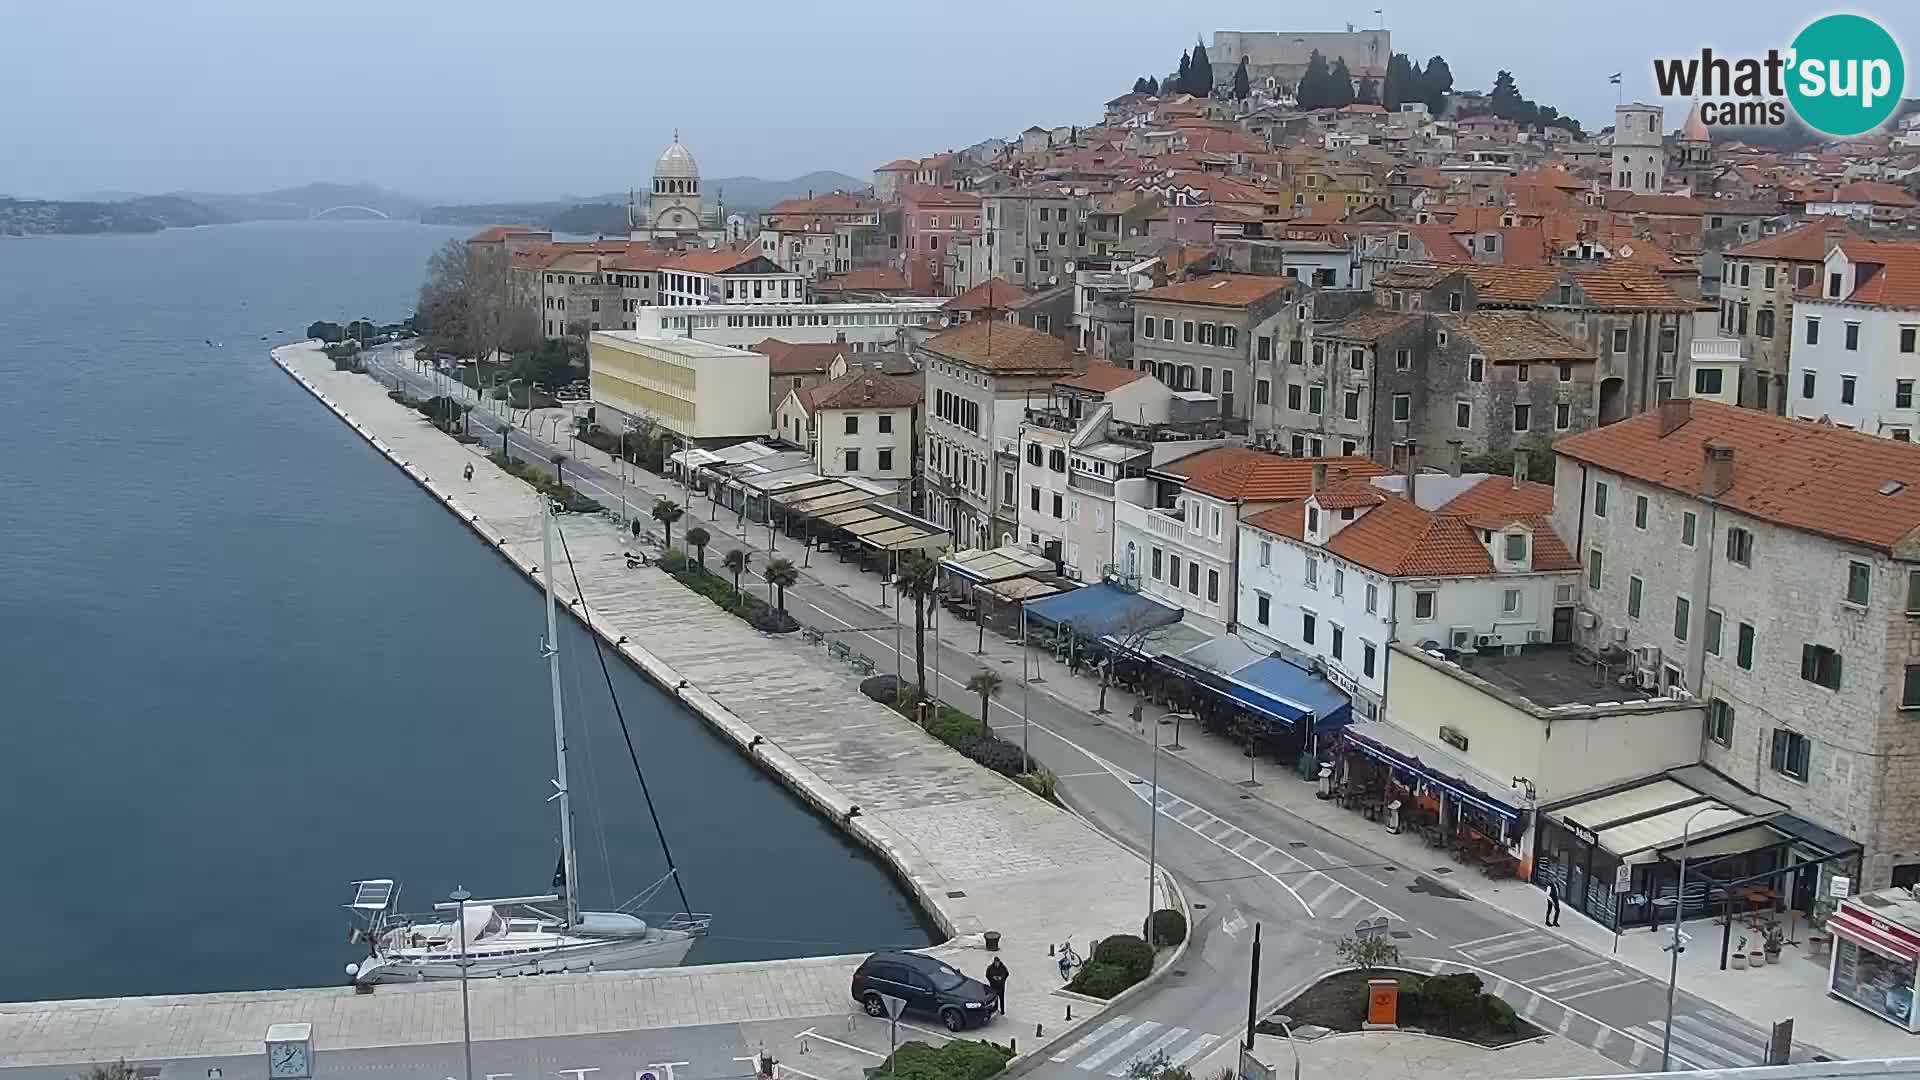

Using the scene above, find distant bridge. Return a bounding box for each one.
[310,205,392,220]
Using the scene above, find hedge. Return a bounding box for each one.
[660,564,799,634]
[1066,961,1136,999]
[868,1040,1012,1080]
[1092,934,1155,982]
[1145,908,1187,948]
[488,452,601,514]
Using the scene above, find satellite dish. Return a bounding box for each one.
[1619,244,1634,257]
[1049,275,1059,285]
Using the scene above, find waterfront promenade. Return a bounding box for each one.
[0,344,1153,1071]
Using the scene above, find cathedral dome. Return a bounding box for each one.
[655,138,699,181]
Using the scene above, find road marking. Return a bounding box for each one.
[1629,1022,1724,1070]
[898,1020,954,1042]
[1667,1014,1766,1063]
[1416,927,1438,940]
[1327,893,1368,921]
[1167,1033,1223,1068]
[1109,1027,1191,1076]
[1079,1021,1163,1071]
[1402,956,1684,1069]
[1452,929,1531,950]
[1557,1010,1575,1036]
[1051,1017,1133,1063]
[1557,977,1647,1002]
[776,1065,833,1080]
[797,1030,884,1059]
[1529,961,1611,990]
[1486,942,1575,963]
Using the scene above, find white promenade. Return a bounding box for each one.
[0,343,1152,1068]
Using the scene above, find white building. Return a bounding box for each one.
[773,371,921,503]
[1788,239,1920,439]
[628,134,728,246]
[1113,448,1384,629]
[634,300,943,352]
[1609,102,1664,195]
[588,332,769,445]
[1554,397,1920,889]
[1237,466,1582,716]
[656,249,810,308]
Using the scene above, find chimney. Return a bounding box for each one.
[1659,396,1693,437]
[1311,462,1328,492]
[1701,440,1735,498]
[1446,439,1463,477]
[1403,439,1418,506]
[1512,449,1529,488]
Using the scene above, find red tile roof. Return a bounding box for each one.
[1838,239,1920,309]
[922,320,1077,374]
[1058,362,1147,393]
[1446,312,1595,363]
[944,277,1025,312]
[1726,220,1855,261]
[468,225,548,243]
[1831,181,1920,208]
[809,372,923,411]
[1160,450,1385,502]
[1138,273,1294,309]
[1554,399,1920,553]
[751,339,845,375]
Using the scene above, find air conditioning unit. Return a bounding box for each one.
[1636,667,1658,690]
[1438,725,1471,752]
[1476,633,1503,648]
[1527,629,1548,643]
[1637,645,1663,669]
[1610,625,1630,646]
[1577,610,1598,629]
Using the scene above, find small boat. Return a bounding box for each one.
[346,497,708,985]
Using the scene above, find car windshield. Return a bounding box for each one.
[929,962,967,989]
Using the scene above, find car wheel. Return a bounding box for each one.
[862,992,887,1018]
[941,1007,966,1032]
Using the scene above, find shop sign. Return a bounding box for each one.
[1565,819,1597,846]
[1614,864,1633,894]
[1832,875,1852,899]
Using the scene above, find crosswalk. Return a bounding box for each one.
[1628,1013,1772,1071]
[1048,1015,1227,1075]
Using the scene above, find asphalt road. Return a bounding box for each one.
[341,348,1829,1078]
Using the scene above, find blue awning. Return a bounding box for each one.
[1023,583,1183,639]
[1228,657,1354,736]
[1342,722,1521,824]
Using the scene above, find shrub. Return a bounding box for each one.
[927,712,979,745]
[1066,961,1137,999]
[1422,973,1484,1035]
[1483,993,1519,1034]
[1018,766,1058,801]
[868,1039,1012,1080]
[657,548,689,573]
[1145,908,1187,948]
[1334,933,1401,972]
[748,607,799,634]
[952,734,1027,777]
[1125,1051,1193,1080]
[1396,983,1424,1025]
[1092,934,1155,982]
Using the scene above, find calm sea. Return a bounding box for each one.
[0,221,932,1002]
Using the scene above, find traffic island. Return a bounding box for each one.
[1270,969,1544,1048]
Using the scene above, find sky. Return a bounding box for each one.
[2,0,1912,203]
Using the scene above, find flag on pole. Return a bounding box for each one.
[1608,72,1623,84]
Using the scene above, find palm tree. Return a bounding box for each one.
[766,557,798,614]
[723,547,751,597]
[896,552,938,702]
[652,498,684,547]
[967,670,1003,739]
[685,525,712,570]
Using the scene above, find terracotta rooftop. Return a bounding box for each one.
[751,339,846,375]
[1374,265,1464,288]
[818,266,913,293]
[921,320,1077,374]
[1317,309,1422,342]
[809,371,922,412]
[1138,273,1294,309]
[944,276,1026,312]
[469,225,549,243]
[1446,312,1595,364]
[1838,239,1920,309]
[1555,399,1920,553]
[1726,220,1855,262]
[1159,450,1385,502]
[1831,181,1919,208]
[1058,362,1148,394]
[664,248,766,274]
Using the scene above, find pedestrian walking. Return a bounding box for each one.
[463,462,474,482]
[1545,880,1562,926]
[985,956,1009,1014]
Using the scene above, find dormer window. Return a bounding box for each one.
[1396,232,1410,251]
[1558,284,1573,304]
[1829,271,1844,298]
[1503,531,1528,562]
[1307,504,1322,535]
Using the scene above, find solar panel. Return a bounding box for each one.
[351,879,396,910]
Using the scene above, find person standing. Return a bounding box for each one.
[985,956,1009,1015]
[1545,881,1562,927]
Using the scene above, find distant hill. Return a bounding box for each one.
[0,194,230,236]
[174,182,426,221]
[703,170,868,211]
[421,170,870,238]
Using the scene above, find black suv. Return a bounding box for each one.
[850,951,997,1031]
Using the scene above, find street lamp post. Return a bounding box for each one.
[444,886,475,1080]
[1661,805,1716,1071]
[1267,1014,1302,1080]
[1147,713,1161,934]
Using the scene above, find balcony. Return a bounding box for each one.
[1068,470,1115,497]
[1690,336,1747,363]
[995,435,1020,457]
[1114,500,1228,561]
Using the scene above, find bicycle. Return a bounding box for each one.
[1056,939,1083,982]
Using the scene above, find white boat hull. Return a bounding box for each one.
[356,930,698,984]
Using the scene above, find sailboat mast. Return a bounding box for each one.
[541,498,581,928]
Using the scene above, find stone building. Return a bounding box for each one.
[1132,274,1299,422]
[1209,29,1390,94]
[1554,398,1920,889]
[1609,103,1665,196]
[1716,220,1857,413]
[629,134,728,247]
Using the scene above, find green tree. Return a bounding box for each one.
[723,547,751,597]
[1489,69,1524,118]
[1176,50,1191,94]
[1132,77,1149,94]
[1384,52,1415,110]
[651,498,684,547]
[1296,50,1331,109]
[1356,76,1380,105]
[684,525,711,570]
[896,552,938,701]
[967,669,1004,739]
[1187,39,1213,97]
[1335,933,1401,972]
[1422,55,1455,116]
[1231,56,1251,101]
[1326,58,1356,107]
[766,557,798,614]
[1144,75,1160,96]
[307,320,344,343]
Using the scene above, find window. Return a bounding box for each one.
[1681,511,1697,547]
[1030,486,1040,512]
[878,449,893,471]
[1673,595,1691,642]
[1802,370,1817,399]
[1845,322,1861,351]
[1396,348,1411,371]
[1162,317,1174,338]
[1705,608,1723,655]
[1182,321,1195,343]
[1909,569,1920,614]
[1287,383,1302,410]
[1052,493,1063,519]
[1199,323,1215,346]
[1902,326,1919,353]
[1905,664,1920,709]
[1365,582,1378,613]
[1846,560,1871,606]
[1513,403,1531,432]
[1737,621,1756,670]
[1901,382,1915,410]
[1302,611,1317,643]
[1304,557,1319,587]
[1349,349,1365,372]
[844,449,860,472]
[1630,494,1648,530]
[1207,569,1219,603]
[1256,378,1271,405]
[1187,562,1199,595]
[1152,548,1163,579]
[1628,575,1644,619]
[1343,391,1360,420]
[1392,394,1410,422]
[1756,307,1775,338]
[1455,401,1472,429]
[1518,363,1531,383]
[878,414,893,434]
[1142,317,1156,339]
[1806,317,1820,345]
[1331,624,1344,660]
[1725,527,1753,566]
[1503,588,1521,614]
[1708,699,1734,747]
[1771,729,1811,781]
[1469,355,1484,382]
[1555,402,1572,430]
[1414,590,1436,620]
[1333,567,1344,598]
[1259,540,1271,567]
[1363,641,1377,678]
[1256,594,1271,626]
[1842,375,1857,405]
[1612,327,1629,353]
[844,415,859,435]
[1308,386,1324,415]
[1801,644,1842,690]
[1168,553,1180,584]
[1289,340,1303,365]
[1589,547,1604,590]
[1694,368,1723,396]
[1026,441,1041,466]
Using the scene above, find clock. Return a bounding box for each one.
[264,1022,313,1079]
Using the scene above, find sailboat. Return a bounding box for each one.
[345,497,709,985]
